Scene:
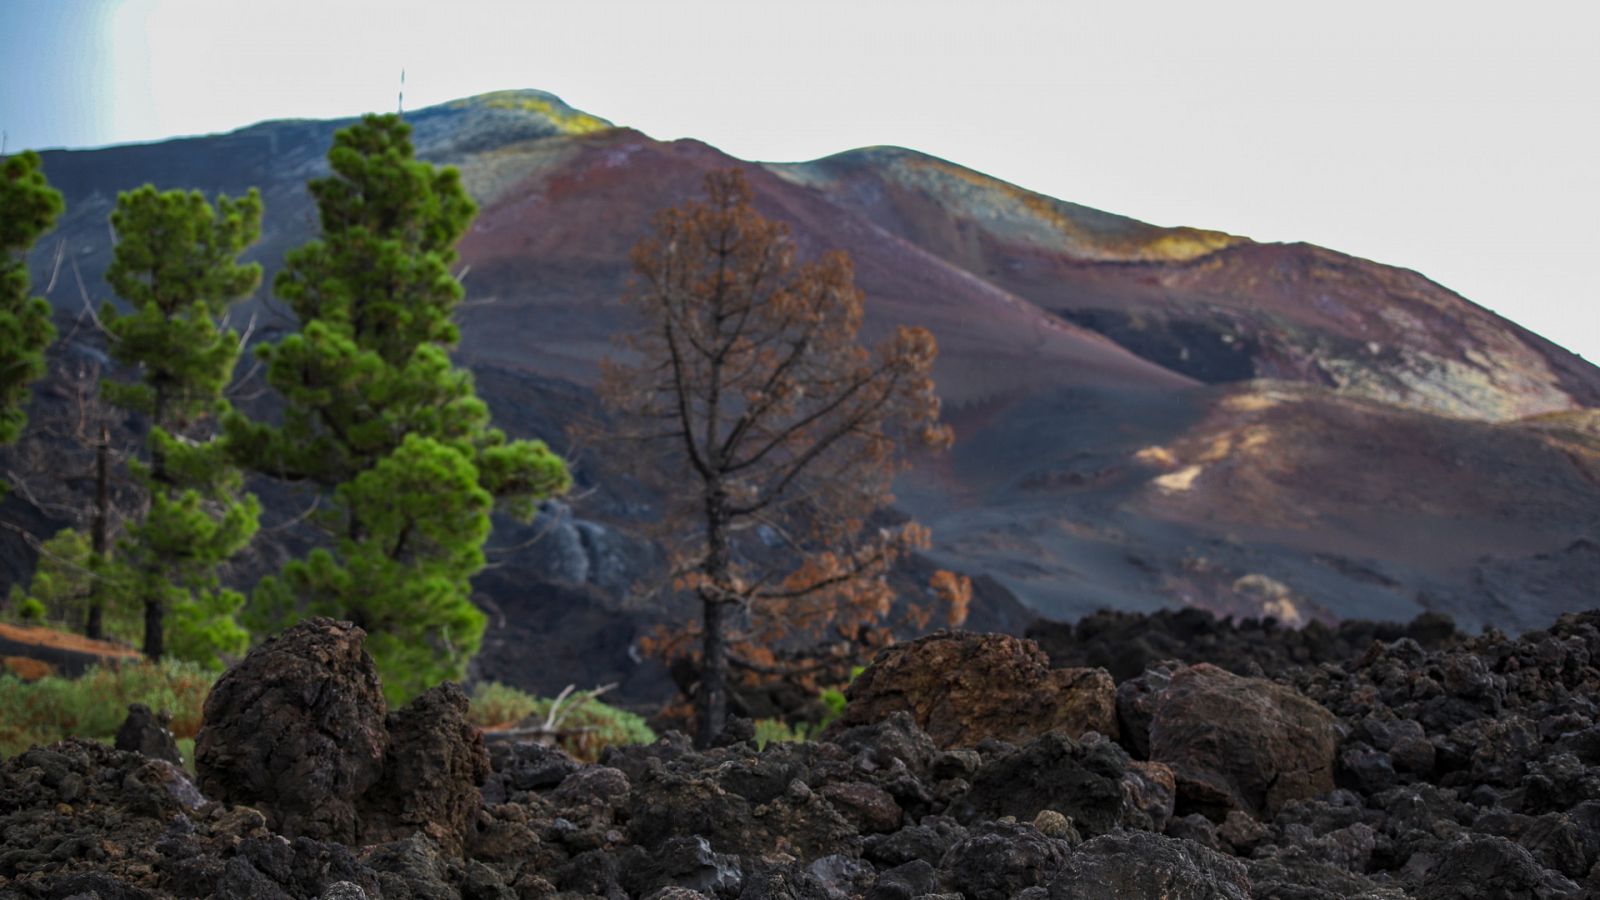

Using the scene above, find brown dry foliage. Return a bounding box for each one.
[593,169,955,740]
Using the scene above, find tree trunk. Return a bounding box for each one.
[697,592,729,748]
[143,389,167,661]
[85,423,109,640]
[696,480,732,748]
[143,597,164,662]
[150,385,168,482]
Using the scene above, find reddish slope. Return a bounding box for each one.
[12,92,1599,644]
[772,148,1600,420]
[453,131,1196,411]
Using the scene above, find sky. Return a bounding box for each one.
[2,0,1596,362]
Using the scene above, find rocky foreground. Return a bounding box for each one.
[5,612,1600,899]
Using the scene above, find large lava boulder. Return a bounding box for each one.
[194,618,389,843]
[1133,663,1339,819]
[833,631,1117,748]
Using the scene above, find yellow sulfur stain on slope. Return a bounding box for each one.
[909,156,1243,262]
[467,91,613,135]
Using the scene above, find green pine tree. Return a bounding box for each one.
[226,114,570,703]
[0,151,64,457]
[5,528,141,642]
[6,529,93,627]
[101,185,263,667]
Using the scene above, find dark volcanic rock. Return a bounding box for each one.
[358,682,490,856]
[937,820,1071,900]
[620,835,743,898]
[1046,831,1251,899]
[14,601,1600,900]
[1029,606,1462,681]
[833,631,1117,748]
[951,731,1131,838]
[194,618,389,843]
[1416,834,1585,899]
[826,712,939,780]
[114,703,183,766]
[1145,662,1340,818]
[481,739,580,803]
[862,817,968,869]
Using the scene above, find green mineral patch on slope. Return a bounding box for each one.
[455,89,614,135]
[773,146,1244,263]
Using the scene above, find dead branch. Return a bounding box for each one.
[477,682,619,745]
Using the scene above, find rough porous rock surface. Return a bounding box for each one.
[11,611,1600,898]
[115,703,184,767]
[1140,663,1340,818]
[194,617,389,843]
[1047,831,1251,899]
[829,631,1117,747]
[949,731,1133,838]
[357,683,490,856]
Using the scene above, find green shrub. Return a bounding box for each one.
[468,681,541,727]
[0,659,216,760]
[752,666,861,749]
[468,681,655,762]
[13,595,46,623]
[820,686,848,722]
[754,718,806,749]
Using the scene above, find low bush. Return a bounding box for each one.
[754,718,811,749]
[468,680,541,727]
[469,681,656,762]
[754,668,857,749]
[0,659,216,760]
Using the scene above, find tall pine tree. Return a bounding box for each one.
[102,185,262,665]
[227,114,570,702]
[1,151,64,456]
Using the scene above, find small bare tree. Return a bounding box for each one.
[2,350,139,638]
[595,169,954,746]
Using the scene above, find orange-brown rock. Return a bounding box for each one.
[834,631,1117,749]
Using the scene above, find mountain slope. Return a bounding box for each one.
[770,147,1600,420]
[7,91,1598,684]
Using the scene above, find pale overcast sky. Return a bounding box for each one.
[2,0,1596,361]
